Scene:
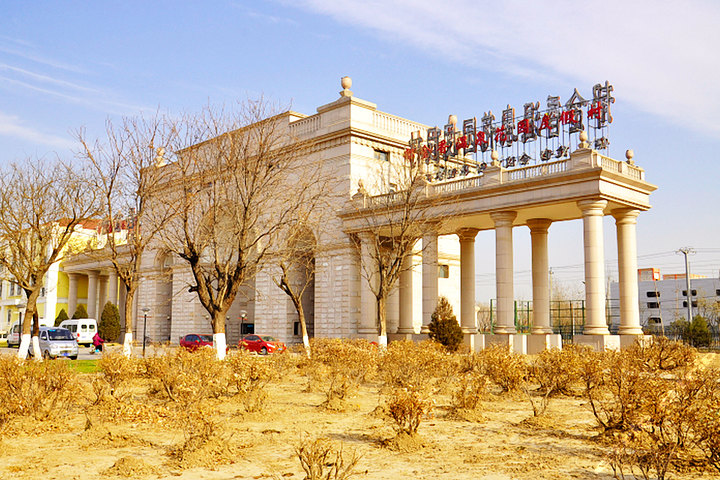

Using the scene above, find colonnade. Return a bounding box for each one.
[67,271,126,323]
[356,198,644,351]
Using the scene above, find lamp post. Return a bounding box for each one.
[141,307,150,357]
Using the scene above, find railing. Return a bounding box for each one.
[597,154,644,180]
[431,175,483,194]
[372,112,426,138]
[289,115,321,136]
[504,159,568,182]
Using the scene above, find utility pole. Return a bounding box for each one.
[677,247,695,323]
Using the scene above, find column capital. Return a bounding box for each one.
[456,227,480,242]
[356,231,375,244]
[577,199,608,216]
[489,211,517,226]
[612,207,640,224]
[67,272,81,280]
[421,222,440,236]
[87,270,100,279]
[526,218,552,233]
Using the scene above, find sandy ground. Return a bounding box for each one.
[1,353,719,480]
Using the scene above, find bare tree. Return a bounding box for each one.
[159,100,319,359]
[0,158,99,359]
[76,113,180,356]
[346,150,441,346]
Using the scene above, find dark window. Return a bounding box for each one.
[438,264,450,278]
[294,322,300,336]
[682,301,698,308]
[241,323,255,335]
[648,317,662,325]
[647,302,660,309]
[374,150,389,162]
[682,289,698,297]
[716,289,720,296]
[646,291,660,298]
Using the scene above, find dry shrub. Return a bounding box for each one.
[585,339,720,478]
[0,356,82,426]
[476,344,528,394]
[295,436,361,480]
[225,350,280,412]
[449,353,488,421]
[386,387,434,437]
[92,352,139,402]
[629,336,697,371]
[308,338,378,411]
[145,347,230,406]
[167,409,245,470]
[102,456,159,477]
[380,340,451,393]
[522,345,587,418]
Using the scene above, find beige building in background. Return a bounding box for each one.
[60,80,656,351]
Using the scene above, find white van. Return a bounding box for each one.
[58,318,98,346]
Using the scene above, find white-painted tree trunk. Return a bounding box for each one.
[32,336,42,361]
[17,333,31,359]
[214,333,227,360]
[377,334,388,348]
[123,332,133,357]
[302,334,311,359]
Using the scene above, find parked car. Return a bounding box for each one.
[179,334,215,352]
[30,327,79,360]
[239,334,286,355]
[58,318,98,346]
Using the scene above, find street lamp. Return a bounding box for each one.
[141,307,150,357]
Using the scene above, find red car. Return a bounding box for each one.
[179,334,214,352]
[239,334,286,355]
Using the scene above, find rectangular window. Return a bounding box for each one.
[646,291,660,298]
[647,302,660,309]
[682,289,698,297]
[438,264,450,278]
[682,300,698,308]
[716,289,720,296]
[373,150,389,162]
[294,322,300,336]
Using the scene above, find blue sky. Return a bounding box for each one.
[1,1,719,302]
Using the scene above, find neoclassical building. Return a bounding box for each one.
[58,79,655,351]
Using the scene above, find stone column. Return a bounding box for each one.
[397,254,414,334]
[67,273,79,317]
[578,199,609,335]
[98,275,108,315]
[528,219,553,334]
[357,232,377,335]
[457,228,479,336]
[421,227,439,334]
[613,208,643,335]
[491,211,517,334]
[87,271,99,319]
[108,273,118,306]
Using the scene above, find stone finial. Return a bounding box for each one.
[154,147,167,167]
[578,130,590,149]
[490,149,501,167]
[340,76,353,97]
[625,149,635,165]
[448,114,457,127]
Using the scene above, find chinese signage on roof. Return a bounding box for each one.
[404,81,615,181]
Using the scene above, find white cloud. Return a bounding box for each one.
[289,0,720,135]
[0,112,74,150]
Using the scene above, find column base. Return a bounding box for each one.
[619,334,653,349]
[420,325,431,334]
[462,332,477,350]
[388,333,416,343]
[573,334,620,351]
[477,334,527,354]
[527,334,563,354]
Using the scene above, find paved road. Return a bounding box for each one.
[0,344,175,360]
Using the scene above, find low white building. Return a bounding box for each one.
[609,269,720,330]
